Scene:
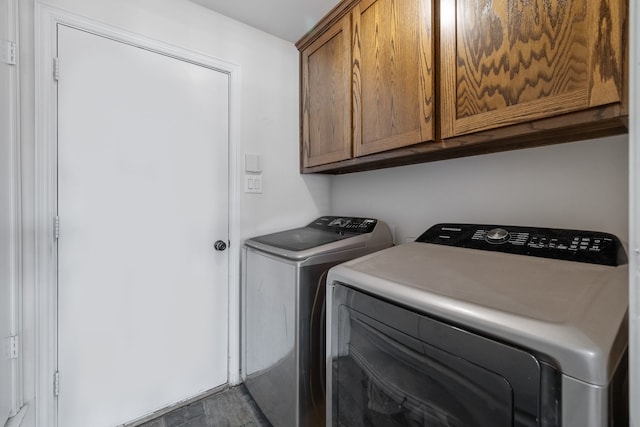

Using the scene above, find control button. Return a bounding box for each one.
[512,232,528,242]
[485,228,510,244]
[329,218,351,227]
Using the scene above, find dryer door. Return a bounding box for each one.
[328,283,559,427]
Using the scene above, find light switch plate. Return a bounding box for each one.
[244,174,262,193]
[244,154,262,173]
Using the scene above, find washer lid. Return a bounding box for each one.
[244,216,391,260]
[248,226,354,252]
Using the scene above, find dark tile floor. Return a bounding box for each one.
[137,385,272,427]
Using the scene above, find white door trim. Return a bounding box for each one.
[4,0,24,420]
[629,0,639,425]
[34,4,241,427]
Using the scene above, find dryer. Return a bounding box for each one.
[327,223,628,427]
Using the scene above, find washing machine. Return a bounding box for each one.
[327,223,628,427]
[241,216,393,427]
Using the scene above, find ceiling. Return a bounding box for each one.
[189,0,341,43]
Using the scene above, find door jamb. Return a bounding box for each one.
[4,0,24,422]
[629,0,639,424]
[34,4,241,427]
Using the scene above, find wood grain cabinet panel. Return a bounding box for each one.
[353,0,435,156]
[302,16,352,168]
[297,0,627,173]
[439,0,626,138]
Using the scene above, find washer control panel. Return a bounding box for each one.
[417,223,627,266]
[308,216,378,234]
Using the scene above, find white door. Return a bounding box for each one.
[56,25,229,427]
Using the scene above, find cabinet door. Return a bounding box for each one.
[353,0,434,156]
[440,0,625,138]
[302,15,352,168]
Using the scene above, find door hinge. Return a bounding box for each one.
[2,40,17,65]
[7,335,19,359]
[54,216,60,240]
[53,57,59,81]
[54,371,60,396]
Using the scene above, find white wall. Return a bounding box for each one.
[330,135,629,244]
[17,1,330,426]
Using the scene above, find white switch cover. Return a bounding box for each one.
[244,174,263,193]
[244,154,262,173]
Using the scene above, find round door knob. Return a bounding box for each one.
[214,240,227,251]
[485,228,510,244]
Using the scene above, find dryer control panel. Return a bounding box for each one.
[417,223,627,266]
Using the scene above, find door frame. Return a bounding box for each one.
[34,4,241,427]
[630,0,639,424]
[3,0,24,423]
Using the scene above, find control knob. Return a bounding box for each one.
[485,228,510,244]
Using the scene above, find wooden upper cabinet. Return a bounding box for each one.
[353,0,435,156]
[439,0,626,138]
[298,0,627,173]
[301,15,353,168]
